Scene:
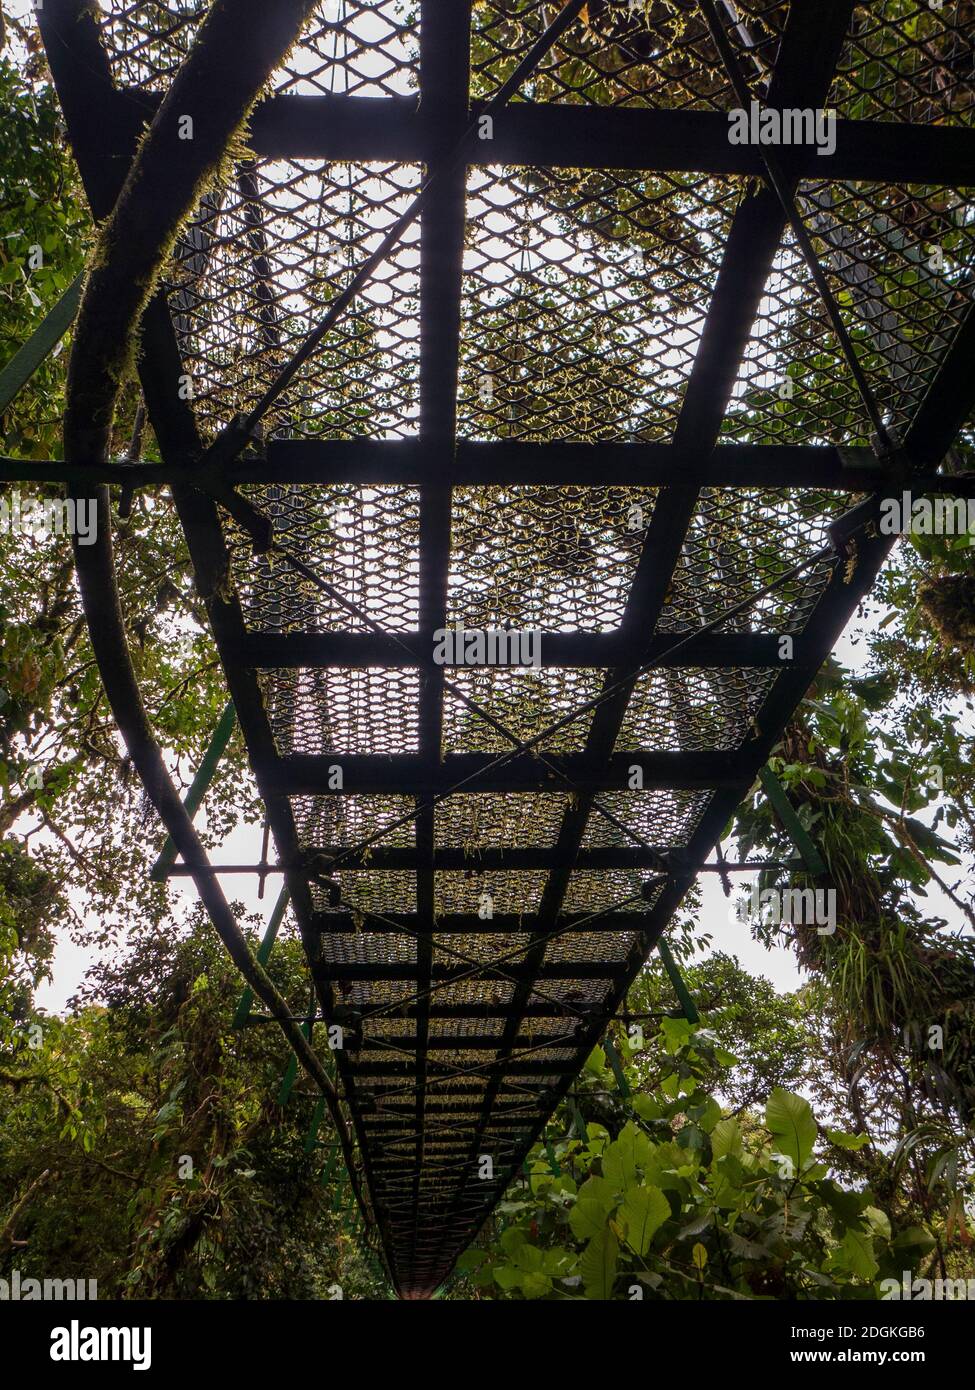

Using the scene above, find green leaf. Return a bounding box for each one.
[541,1247,576,1277]
[601,1121,649,1189]
[812,1180,864,1224]
[455,1249,486,1272]
[511,1242,544,1273]
[660,1015,694,1054]
[727,1230,771,1260]
[711,1117,744,1161]
[499,1226,526,1257]
[835,1227,878,1281]
[631,1094,662,1122]
[826,1128,870,1151]
[568,1175,616,1241]
[677,1124,706,1153]
[520,1270,552,1299]
[619,1184,670,1256]
[644,1140,693,1189]
[765,1088,817,1169]
[691,1094,723,1133]
[864,1206,891,1240]
[891,1225,936,1256]
[677,1209,712,1240]
[580,1226,619,1300]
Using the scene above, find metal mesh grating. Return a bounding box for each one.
[232,484,420,633]
[657,490,848,630]
[261,667,422,755]
[471,0,789,108]
[168,160,421,441]
[98,0,419,96]
[293,793,417,848]
[618,667,776,750]
[442,667,604,753]
[458,167,739,442]
[725,184,975,443]
[448,485,658,630]
[434,793,569,851]
[831,1,975,125]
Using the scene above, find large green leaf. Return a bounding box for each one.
[580,1226,619,1300]
[519,1270,552,1299]
[619,1185,671,1256]
[711,1117,744,1161]
[891,1225,936,1256]
[568,1175,617,1242]
[455,1248,486,1272]
[601,1121,650,1189]
[645,1140,695,1190]
[765,1088,817,1169]
[835,1227,878,1281]
[826,1128,870,1151]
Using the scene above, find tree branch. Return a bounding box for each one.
[1,1169,52,1251]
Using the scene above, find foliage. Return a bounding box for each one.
[459,1016,937,1300]
[0,920,386,1299]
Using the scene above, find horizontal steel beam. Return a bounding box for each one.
[258,439,889,488]
[366,1104,534,1117]
[107,88,973,184]
[351,1056,580,1075]
[4,444,971,496]
[170,852,792,874]
[360,1033,576,1051]
[267,749,748,795]
[315,960,624,982]
[233,629,813,669]
[313,911,653,933]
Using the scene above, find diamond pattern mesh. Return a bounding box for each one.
[471,0,789,109]
[725,184,975,444]
[830,1,974,126]
[98,0,418,97]
[458,167,739,442]
[168,159,421,441]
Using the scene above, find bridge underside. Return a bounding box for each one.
[40,1,975,1295]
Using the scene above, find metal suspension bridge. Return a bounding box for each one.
[2,0,974,1297]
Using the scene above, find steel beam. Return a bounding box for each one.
[117,87,975,185]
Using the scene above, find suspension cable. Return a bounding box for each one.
[696,0,896,453]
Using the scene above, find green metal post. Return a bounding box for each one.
[150,700,236,881]
[656,937,700,1024]
[304,1095,327,1154]
[277,1021,311,1106]
[231,887,290,1029]
[0,273,83,414]
[603,1034,631,1097]
[758,765,827,876]
[320,1143,340,1188]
